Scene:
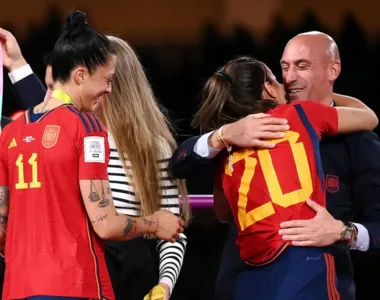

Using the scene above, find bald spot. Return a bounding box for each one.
[284,31,340,64]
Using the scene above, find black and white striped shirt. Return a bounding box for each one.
[107,135,187,293]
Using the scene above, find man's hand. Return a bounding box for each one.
[209,113,289,149]
[278,199,344,247]
[0,28,26,71]
[151,210,185,243]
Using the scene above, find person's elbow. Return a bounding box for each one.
[368,111,379,130]
[214,209,233,223]
[91,221,115,240]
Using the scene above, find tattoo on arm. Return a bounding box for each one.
[142,217,155,226]
[88,180,111,208]
[122,216,136,237]
[98,183,110,208]
[0,212,8,225]
[0,188,8,207]
[91,214,108,224]
[89,181,100,202]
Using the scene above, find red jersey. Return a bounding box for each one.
[0,105,114,299]
[217,101,338,265]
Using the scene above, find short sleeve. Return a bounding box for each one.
[75,114,110,180]
[293,101,338,137]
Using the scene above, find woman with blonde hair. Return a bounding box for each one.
[93,36,190,300]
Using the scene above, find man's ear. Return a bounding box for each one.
[328,61,341,81]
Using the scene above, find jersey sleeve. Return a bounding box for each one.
[75,114,110,180]
[294,101,338,137]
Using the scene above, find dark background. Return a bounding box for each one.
[2,3,380,299]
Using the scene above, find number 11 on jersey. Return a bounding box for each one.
[15,153,41,189]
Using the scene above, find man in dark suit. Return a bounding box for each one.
[170,32,380,300]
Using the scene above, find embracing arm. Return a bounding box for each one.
[170,114,289,179]
[333,93,378,133]
[170,135,216,179]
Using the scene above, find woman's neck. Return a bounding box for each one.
[52,83,82,110]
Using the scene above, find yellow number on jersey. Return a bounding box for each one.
[15,153,41,189]
[226,131,313,231]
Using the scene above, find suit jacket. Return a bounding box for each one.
[10,73,46,110]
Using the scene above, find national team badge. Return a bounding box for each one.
[42,125,60,148]
[326,175,339,193]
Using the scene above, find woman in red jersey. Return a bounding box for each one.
[192,56,378,300]
[0,11,184,300]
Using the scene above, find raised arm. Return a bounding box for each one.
[0,28,46,109]
[80,179,184,242]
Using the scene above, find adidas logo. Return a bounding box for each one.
[8,138,17,149]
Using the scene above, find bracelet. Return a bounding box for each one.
[217,126,234,172]
[217,126,231,150]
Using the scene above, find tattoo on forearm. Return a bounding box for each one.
[142,217,155,227]
[122,217,136,237]
[107,186,111,194]
[91,214,108,223]
[0,212,8,225]
[0,187,9,207]
[89,181,100,202]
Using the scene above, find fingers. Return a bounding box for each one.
[280,220,309,228]
[259,124,290,133]
[291,240,315,247]
[0,28,10,42]
[255,131,286,140]
[256,116,288,125]
[278,227,306,236]
[251,140,276,149]
[178,218,185,227]
[251,113,271,119]
[281,234,310,241]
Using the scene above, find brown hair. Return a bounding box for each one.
[103,36,190,224]
[192,57,278,132]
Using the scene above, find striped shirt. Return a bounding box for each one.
[107,134,187,293]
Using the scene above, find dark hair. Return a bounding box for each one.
[192,56,279,133]
[50,10,115,82]
[43,52,52,67]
